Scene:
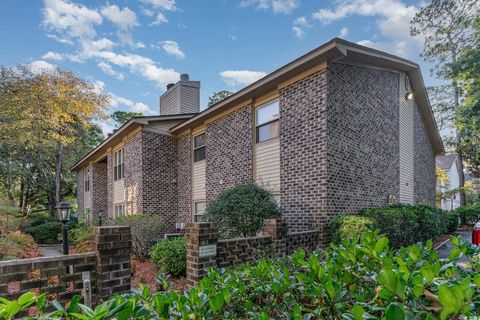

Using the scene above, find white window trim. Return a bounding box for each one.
[192,132,206,163]
[193,201,206,222]
[255,99,280,143]
[113,148,124,181]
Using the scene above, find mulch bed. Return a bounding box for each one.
[131,259,187,293]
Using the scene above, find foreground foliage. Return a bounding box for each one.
[2,231,480,319]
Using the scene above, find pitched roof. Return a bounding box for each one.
[71,113,196,171]
[436,154,458,170]
[170,38,444,155]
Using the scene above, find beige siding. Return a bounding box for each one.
[399,73,415,204]
[84,191,91,209]
[180,85,200,114]
[113,179,125,204]
[160,86,180,115]
[192,160,206,201]
[255,138,280,193]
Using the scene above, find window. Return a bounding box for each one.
[194,201,206,222]
[256,100,279,143]
[114,204,125,218]
[193,133,205,162]
[84,168,90,192]
[114,148,124,181]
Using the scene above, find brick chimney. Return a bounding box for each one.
[159,73,200,115]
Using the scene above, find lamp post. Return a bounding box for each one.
[55,200,72,256]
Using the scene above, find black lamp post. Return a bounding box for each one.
[55,200,72,256]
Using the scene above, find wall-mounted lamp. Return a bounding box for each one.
[404,74,414,100]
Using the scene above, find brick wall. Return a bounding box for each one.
[205,105,253,201]
[216,236,272,268]
[414,103,436,204]
[142,131,178,230]
[124,132,143,215]
[0,226,131,314]
[91,162,107,216]
[279,69,329,233]
[327,63,400,218]
[77,170,85,215]
[177,134,192,224]
[186,219,320,286]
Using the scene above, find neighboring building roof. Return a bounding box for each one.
[170,38,444,155]
[436,154,458,171]
[71,114,196,171]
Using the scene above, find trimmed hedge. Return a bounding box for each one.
[455,204,480,225]
[150,237,186,277]
[329,215,375,244]
[330,204,457,248]
[25,221,62,244]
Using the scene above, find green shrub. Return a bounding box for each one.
[7,231,480,319]
[25,222,62,244]
[26,213,57,229]
[455,204,480,225]
[204,184,281,237]
[442,210,460,233]
[362,204,446,248]
[150,237,186,276]
[105,214,167,260]
[329,215,376,243]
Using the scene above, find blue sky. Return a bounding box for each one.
[0,0,437,135]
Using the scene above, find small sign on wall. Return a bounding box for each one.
[199,244,217,258]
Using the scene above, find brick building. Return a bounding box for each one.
[72,38,444,240]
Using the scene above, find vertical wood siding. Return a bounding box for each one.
[399,73,415,204]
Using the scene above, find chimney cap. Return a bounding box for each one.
[167,83,175,90]
[180,73,189,81]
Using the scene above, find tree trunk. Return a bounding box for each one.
[55,143,63,205]
[451,48,466,206]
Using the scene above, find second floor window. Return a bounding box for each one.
[193,133,205,162]
[256,100,279,143]
[114,148,124,181]
[84,168,90,192]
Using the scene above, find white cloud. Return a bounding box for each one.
[29,60,57,74]
[42,0,102,39]
[292,16,310,38]
[110,93,155,115]
[151,12,168,25]
[101,5,138,31]
[160,40,185,59]
[339,26,349,38]
[42,51,64,61]
[219,70,267,87]
[135,41,146,48]
[311,0,421,57]
[98,62,125,80]
[46,33,74,45]
[240,0,299,14]
[141,0,176,11]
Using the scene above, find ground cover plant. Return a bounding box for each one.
[2,230,480,319]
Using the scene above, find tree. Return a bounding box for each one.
[0,65,108,214]
[207,90,233,107]
[452,17,480,177]
[427,85,456,150]
[204,184,281,237]
[111,111,143,128]
[411,0,479,205]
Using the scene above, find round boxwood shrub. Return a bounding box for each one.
[329,215,376,244]
[150,237,186,277]
[25,222,62,244]
[204,184,281,237]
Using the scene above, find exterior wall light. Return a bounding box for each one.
[405,92,414,100]
[404,74,414,101]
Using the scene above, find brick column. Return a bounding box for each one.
[92,226,131,301]
[263,219,288,257]
[186,222,219,287]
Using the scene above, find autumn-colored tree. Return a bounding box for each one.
[411,0,479,205]
[0,65,108,214]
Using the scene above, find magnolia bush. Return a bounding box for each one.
[2,231,480,319]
